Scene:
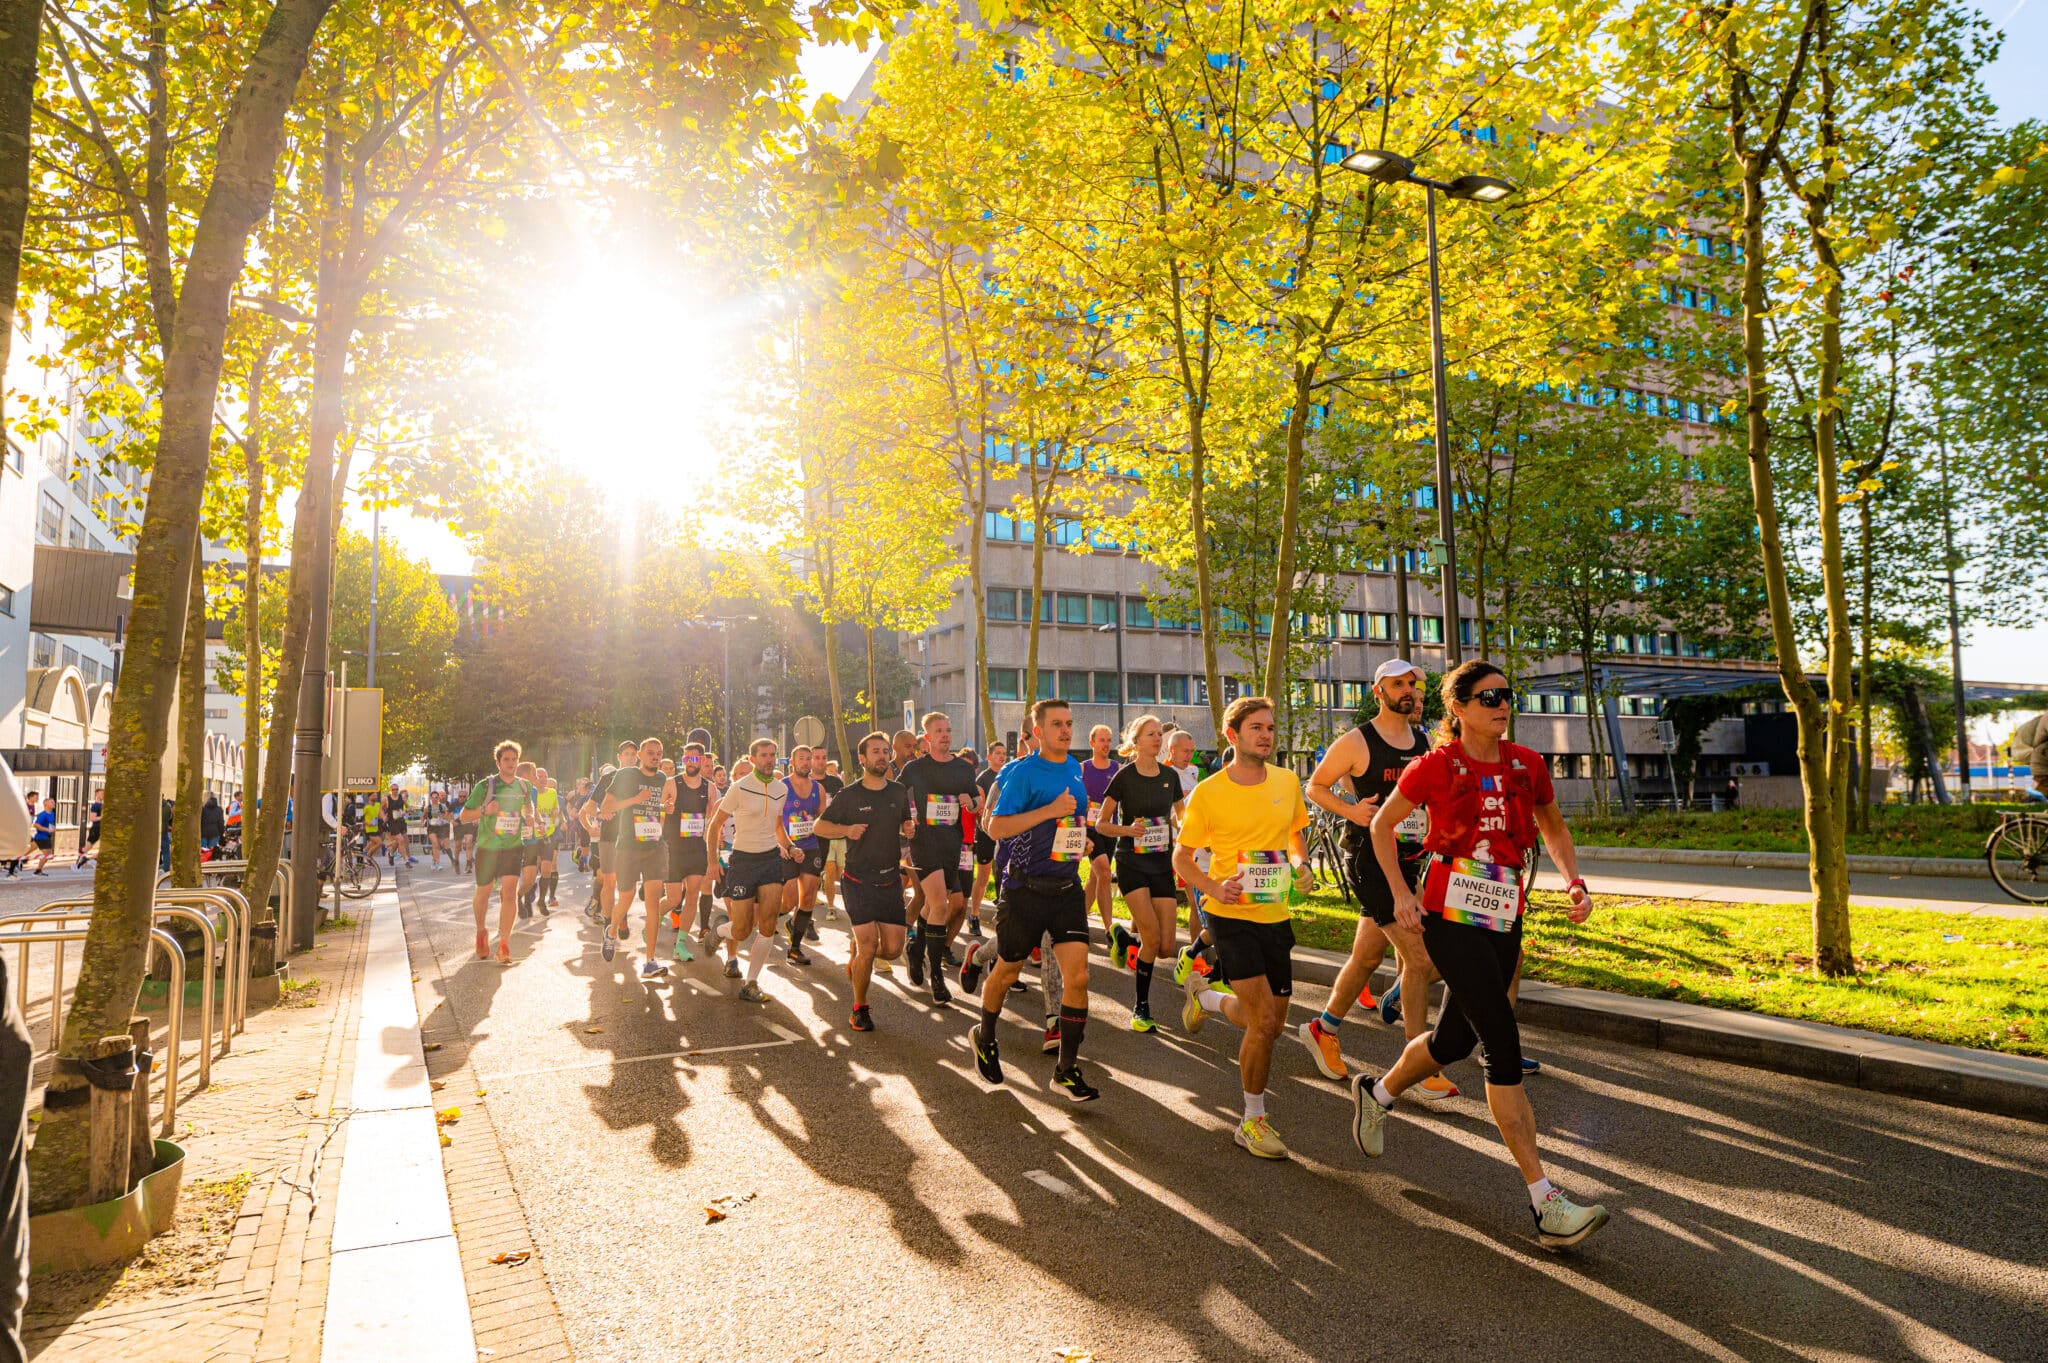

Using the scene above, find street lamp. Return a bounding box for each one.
[1096,590,1124,732]
[1339,149,1518,665]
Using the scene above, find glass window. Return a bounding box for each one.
[38,491,62,542]
[988,668,1021,701]
[1093,672,1119,704]
[987,587,1018,621]
[3,438,22,473]
[1368,613,1393,641]
[1339,610,1365,640]
[1414,616,1443,644]
[60,644,79,670]
[1056,593,1089,626]
[1341,681,1365,710]
[1158,674,1190,705]
[1057,670,1091,702]
[1038,592,1054,624]
[1127,673,1157,703]
[65,517,89,548]
[1050,518,1085,547]
[0,584,11,616]
[983,511,1015,541]
[1125,596,1155,628]
[1684,399,1702,423]
[1091,595,1116,627]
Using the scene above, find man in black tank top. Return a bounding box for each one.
[660,743,720,966]
[1300,660,1458,1100]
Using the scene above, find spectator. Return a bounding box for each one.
[200,793,225,853]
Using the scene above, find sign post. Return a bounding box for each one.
[333,662,347,922]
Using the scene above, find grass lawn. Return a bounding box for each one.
[1569,803,2020,861]
[1100,875,2048,1057]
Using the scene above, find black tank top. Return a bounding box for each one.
[1344,721,1429,850]
[665,775,712,843]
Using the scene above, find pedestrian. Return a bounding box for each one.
[200,792,225,855]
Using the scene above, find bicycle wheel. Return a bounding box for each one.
[1987,816,2048,904]
[340,851,381,900]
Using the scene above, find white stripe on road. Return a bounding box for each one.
[478,1026,799,1082]
[1022,1169,1084,1202]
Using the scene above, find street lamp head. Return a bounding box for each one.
[1445,174,1517,203]
[1339,148,1416,184]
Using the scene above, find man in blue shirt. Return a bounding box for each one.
[968,698,1100,1102]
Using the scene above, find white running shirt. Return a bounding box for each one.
[722,777,789,854]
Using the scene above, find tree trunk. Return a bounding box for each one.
[1024,499,1047,710]
[240,360,267,869]
[34,0,340,1215]
[171,549,206,886]
[821,619,852,769]
[0,0,44,434]
[1263,368,1311,701]
[1580,648,1606,818]
[965,435,994,747]
[1857,496,1874,827]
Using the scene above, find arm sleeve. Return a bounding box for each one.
[1177,786,1214,851]
[991,770,1031,819]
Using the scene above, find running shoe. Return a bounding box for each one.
[966,917,983,939]
[1172,946,1197,988]
[972,1026,1003,1084]
[722,957,742,980]
[475,929,489,960]
[807,922,821,943]
[1129,1009,1156,1034]
[1297,1018,1346,1081]
[671,937,694,964]
[1349,1074,1389,1158]
[787,945,812,967]
[930,974,951,1006]
[1040,1020,1061,1055]
[1029,946,1042,966]
[1533,1189,1610,1250]
[942,945,959,968]
[1522,1056,1543,1075]
[1235,1116,1288,1160]
[1052,1066,1100,1102]
[517,897,532,921]
[906,943,926,986]
[1181,977,1207,1035]
[601,929,616,962]
[959,952,985,996]
[736,981,767,1003]
[876,957,893,976]
[850,1005,874,1033]
[1357,984,1378,1011]
[1108,922,1132,966]
[1378,979,1403,1026]
[1414,1074,1460,1102]
[640,960,668,980]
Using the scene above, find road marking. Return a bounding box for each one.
[478,1024,800,1081]
[1022,1169,1084,1202]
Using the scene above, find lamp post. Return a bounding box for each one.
[1096,590,1124,732]
[1338,150,1516,666]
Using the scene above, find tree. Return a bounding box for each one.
[0,0,44,437]
[325,523,455,769]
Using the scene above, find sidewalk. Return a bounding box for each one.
[23,899,372,1361]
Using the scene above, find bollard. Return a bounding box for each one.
[86,1035,136,1205]
[129,1016,154,1185]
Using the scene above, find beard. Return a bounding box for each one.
[1389,694,1419,715]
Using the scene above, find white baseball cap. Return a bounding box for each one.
[1372,659,1424,684]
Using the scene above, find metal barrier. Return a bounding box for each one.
[165,856,294,943]
[154,888,249,1039]
[3,925,185,1135]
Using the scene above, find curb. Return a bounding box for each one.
[1281,940,2048,1125]
[1567,844,1993,880]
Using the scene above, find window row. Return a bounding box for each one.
[986,668,1206,706]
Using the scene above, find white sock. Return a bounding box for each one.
[1242,1090,1266,1120]
[1198,988,1230,1012]
[746,929,772,981]
[1371,1079,1396,1109]
[1528,1177,1555,1210]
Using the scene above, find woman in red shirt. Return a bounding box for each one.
[1349,659,1609,1251]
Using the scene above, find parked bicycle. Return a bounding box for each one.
[1304,805,1355,904]
[1987,810,2048,904]
[318,833,381,901]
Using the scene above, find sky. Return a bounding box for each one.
[381,18,2047,687]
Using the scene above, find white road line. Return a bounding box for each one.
[478,1023,801,1081]
[1022,1169,1085,1202]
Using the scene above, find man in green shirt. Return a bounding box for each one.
[462,740,533,965]
[600,737,675,978]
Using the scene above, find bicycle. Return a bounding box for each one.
[1986,810,2048,904]
[317,833,382,901]
[1305,806,1356,904]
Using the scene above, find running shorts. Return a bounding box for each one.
[909,856,968,898]
[973,832,996,866]
[608,840,666,895]
[841,872,906,927]
[667,839,709,883]
[827,837,847,868]
[995,877,1089,963]
[520,836,548,869]
[1086,830,1116,862]
[475,846,522,886]
[1346,840,1426,927]
[724,849,788,902]
[782,844,825,881]
[1113,852,1177,902]
[1208,915,1295,997]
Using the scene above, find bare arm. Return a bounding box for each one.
[1370,791,1425,930]
[1533,801,1591,922]
[1172,841,1243,905]
[1305,730,1373,826]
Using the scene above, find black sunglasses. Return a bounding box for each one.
[1471,686,1515,709]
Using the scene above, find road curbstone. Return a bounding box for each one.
[1566,844,1994,880]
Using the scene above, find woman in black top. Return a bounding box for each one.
[1095,715,1186,1033]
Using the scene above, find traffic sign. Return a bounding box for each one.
[793,715,825,749]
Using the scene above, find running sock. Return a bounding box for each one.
[979,1007,1000,1046]
[925,928,948,979]
[789,910,813,948]
[1527,1177,1555,1211]
[1371,1078,1396,1110]
[1243,1090,1266,1120]
[1319,1009,1343,1032]
[1197,987,1230,1013]
[905,921,921,950]
[1133,959,1154,1012]
[1057,1004,1088,1071]
[745,930,772,981]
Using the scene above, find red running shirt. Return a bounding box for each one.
[1395,740,1555,868]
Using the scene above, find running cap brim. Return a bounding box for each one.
[1372,659,1424,684]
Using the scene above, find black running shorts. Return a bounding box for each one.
[724,849,789,901]
[667,839,709,883]
[1114,852,1178,902]
[1208,915,1296,997]
[842,873,906,927]
[995,878,1089,963]
[1347,840,1426,928]
[909,856,968,898]
[782,844,825,881]
[474,846,522,887]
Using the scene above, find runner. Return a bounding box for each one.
[460,741,532,965]
[1080,724,1122,940]
[1096,715,1184,1033]
[425,787,451,869]
[969,698,1100,1102]
[1300,659,1457,1099]
[778,745,826,966]
[961,721,1063,1042]
[700,756,730,945]
[598,737,674,978]
[817,758,846,917]
[385,784,415,867]
[361,793,382,864]
[452,782,476,874]
[74,788,102,869]
[1172,696,1315,1159]
[890,730,919,777]
[1349,659,1609,1250]
[707,740,797,1003]
[587,741,639,922]
[814,733,916,1032]
[568,776,594,873]
[533,769,562,909]
[24,797,55,875]
[514,761,545,917]
[898,713,978,1003]
[968,740,1008,937]
[660,743,718,963]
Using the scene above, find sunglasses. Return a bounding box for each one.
[1471,686,1515,709]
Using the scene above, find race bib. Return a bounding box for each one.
[1237,850,1292,903]
[1135,818,1171,852]
[678,814,706,837]
[1422,857,1523,932]
[493,813,520,837]
[1049,818,1088,861]
[785,814,816,841]
[925,796,959,825]
[958,843,974,871]
[1395,808,1428,843]
[633,817,662,842]
[1087,802,1104,825]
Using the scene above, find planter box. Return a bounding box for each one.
[27,1138,186,1275]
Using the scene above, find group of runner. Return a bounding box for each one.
[445,656,1610,1250]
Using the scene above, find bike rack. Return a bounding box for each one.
[3,925,185,1135]
[154,888,250,1039]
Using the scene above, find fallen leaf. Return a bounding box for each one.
[1054,1351,1099,1363]
[294,1089,316,1100]
[439,1132,452,1147]
[475,1088,488,1098]
[430,1080,447,1092]
[486,1251,531,1266]
[704,1207,726,1224]
[585,1026,603,1034]
[423,1042,442,1051]
[703,1191,756,1225]
[411,974,419,982]
[436,1106,461,1125]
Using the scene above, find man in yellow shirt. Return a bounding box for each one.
[1172,696,1314,1160]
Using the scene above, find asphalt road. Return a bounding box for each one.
[1538,856,2036,919]
[409,861,2045,1362]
